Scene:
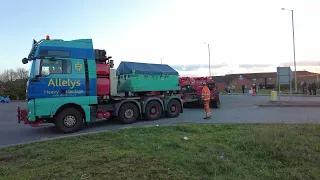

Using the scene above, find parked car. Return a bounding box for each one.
[0,96,11,103]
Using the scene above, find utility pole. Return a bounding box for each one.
[161,58,163,64]
[281,8,297,92]
[204,42,211,76]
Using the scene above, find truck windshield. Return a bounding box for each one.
[28,62,32,78]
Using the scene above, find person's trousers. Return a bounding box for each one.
[204,100,211,117]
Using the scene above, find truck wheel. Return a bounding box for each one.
[165,99,181,118]
[145,100,162,120]
[55,108,84,133]
[0,100,5,103]
[118,103,139,124]
[211,98,221,108]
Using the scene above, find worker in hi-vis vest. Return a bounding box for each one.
[201,81,211,119]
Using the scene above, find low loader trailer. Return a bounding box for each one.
[17,36,183,133]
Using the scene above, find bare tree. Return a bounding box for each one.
[0,72,5,82]
[8,69,16,81]
[1,70,10,82]
[16,68,29,79]
[0,68,28,82]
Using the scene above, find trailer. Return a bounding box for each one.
[179,76,221,108]
[17,36,183,133]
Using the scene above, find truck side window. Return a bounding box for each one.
[40,59,72,76]
[63,60,72,74]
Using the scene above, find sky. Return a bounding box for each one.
[0,0,319,76]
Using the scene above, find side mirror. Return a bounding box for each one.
[22,58,28,64]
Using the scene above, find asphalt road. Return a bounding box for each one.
[0,94,319,148]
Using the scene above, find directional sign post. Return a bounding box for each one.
[277,67,293,101]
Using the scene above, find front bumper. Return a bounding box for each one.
[17,107,43,127]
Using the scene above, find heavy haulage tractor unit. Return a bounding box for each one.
[17,36,183,133]
[179,76,221,108]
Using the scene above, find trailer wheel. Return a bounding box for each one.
[118,103,139,124]
[145,100,162,120]
[55,107,84,133]
[165,99,181,118]
[211,97,221,108]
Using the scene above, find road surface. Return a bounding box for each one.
[0,95,319,148]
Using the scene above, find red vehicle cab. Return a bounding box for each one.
[179,76,220,108]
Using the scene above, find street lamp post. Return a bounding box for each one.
[281,8,297,92]
[204,42,211,76]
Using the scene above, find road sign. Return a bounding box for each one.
[277,67,293,85]
[276,66,293,101]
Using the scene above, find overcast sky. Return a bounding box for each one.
[1,0,319,76]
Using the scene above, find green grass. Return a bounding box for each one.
[1,124,320,180]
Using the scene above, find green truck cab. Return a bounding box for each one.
[17,36,183,133]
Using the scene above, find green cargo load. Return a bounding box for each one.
[116,61,180,92]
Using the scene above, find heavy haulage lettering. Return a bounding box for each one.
[66,90,84,94]
[47,78,81,89]
[44,90,59,95]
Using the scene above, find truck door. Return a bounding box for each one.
[33,58,68,116]
[63,58,87,102]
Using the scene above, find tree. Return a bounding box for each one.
[0,69,10,82]
[0,67,29,99]
[15,68,29,79]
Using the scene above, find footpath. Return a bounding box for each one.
[220,92,320,97]
[258,100,320,107]
[220,92,320,107]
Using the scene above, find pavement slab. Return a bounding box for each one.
[258,100,320,107]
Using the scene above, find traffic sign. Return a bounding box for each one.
[277,67,293,84]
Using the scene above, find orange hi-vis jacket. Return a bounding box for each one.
[201,85,210,101]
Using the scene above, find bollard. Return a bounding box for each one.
[270,91,277,101]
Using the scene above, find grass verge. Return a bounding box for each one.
[1,124,320,180]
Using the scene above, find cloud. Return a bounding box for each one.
[238,64,272,68]
[171,63,228,71]
[237,60,320,70]
[281,60,320,67]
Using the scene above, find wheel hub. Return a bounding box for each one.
[150,107,156,114]
[63,115,77,127]
[171,105,176,112]
[124,109,134,119]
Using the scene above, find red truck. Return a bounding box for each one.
[179,76,221,108]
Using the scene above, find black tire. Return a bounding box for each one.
[145,100,163,120]
[118,103,139,124]
[165,99,181,118]
[211,97,221,108]
[0,100,5,103]
[55,107,84,133]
